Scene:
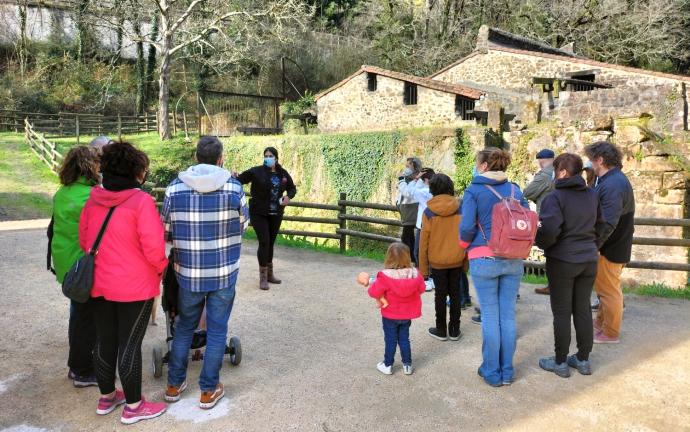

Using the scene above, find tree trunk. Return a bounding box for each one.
[157,16,172,140]
[135,23,145,114]
[18,0,27,78]
[145,14,159,105]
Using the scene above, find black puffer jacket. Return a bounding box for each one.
[237,165,297,216]
[536,175,604,264]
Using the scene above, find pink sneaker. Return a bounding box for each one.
[120,397,166,425]
[96,390,126,415]
[594,332,620,344]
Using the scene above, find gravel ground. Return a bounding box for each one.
[1,226,689,432]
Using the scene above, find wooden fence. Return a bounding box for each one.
[2,109,197,142]
[24,118,63,174]
[149,189,690,273]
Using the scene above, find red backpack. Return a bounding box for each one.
[478,184,538,259]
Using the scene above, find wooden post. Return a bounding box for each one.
[182,110,189,140]
[339,192,347,253]
[145,112,149,131]
[75,114,80,146]
[172,111,177,135]
[155,111,159,135]
[58,112,63,136]
[14,111,19,133]
[117,114,122,141]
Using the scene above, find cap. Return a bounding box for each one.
[89,136,111,149]
[536,149,555,159]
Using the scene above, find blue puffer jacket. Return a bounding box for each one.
[460,173,529,259]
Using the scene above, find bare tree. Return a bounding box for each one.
[93,0,311,139]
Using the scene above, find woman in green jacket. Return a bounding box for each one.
[51,146,101,387]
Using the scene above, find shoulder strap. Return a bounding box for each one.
[483,184,505,200]
[89,207,116,255]
[47,215,55,274]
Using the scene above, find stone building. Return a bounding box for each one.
[315,27,689,288]
[315,66,482,133]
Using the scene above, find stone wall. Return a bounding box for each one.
[317,73,471,133]
[504,122,689,288]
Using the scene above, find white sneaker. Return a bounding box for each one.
[403,365,413,375]
[425,280,435,292]
[377,362,392,375]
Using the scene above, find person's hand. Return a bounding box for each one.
[231,171,239,178]
[280,196,291,206]
[414,171,424,180]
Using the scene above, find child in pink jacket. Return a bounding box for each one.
[365,242,426,376]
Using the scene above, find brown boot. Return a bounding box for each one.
[267,263,281,284]
[535,286,550,295]
[259,267,269,290]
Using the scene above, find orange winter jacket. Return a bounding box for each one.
[419,194,467,278]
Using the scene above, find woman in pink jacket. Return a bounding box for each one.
[79,141,168,425]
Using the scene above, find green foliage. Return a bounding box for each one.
[453,128,475,194]
[281,92,316,116]
[506,132,536,186]
[623,283,690,299]
[522,273,548,285]
[146,137,196,186]
[320,131,400,201]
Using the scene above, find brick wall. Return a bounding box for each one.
[317,73,470,133]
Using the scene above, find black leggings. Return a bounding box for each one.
[546,258,597,364]
[251,213,283,267]
[93,297,153,404]
[431,267,462,333]
[401,226,416,265]
[68,299,96,376]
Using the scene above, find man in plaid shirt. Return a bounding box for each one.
[161,136,248,410]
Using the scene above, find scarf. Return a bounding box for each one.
[102,172,142,191]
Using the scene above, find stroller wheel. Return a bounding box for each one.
[152,347,164,378]
[229,336,242,366]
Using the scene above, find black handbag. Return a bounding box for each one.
[62,207,116,303]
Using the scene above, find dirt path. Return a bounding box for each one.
[1,229,689,432]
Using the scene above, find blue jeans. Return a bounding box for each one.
[168,286,236,391]
[470,257,523,385]
[382,318,412,367]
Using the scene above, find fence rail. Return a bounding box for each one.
[24,119,63,173]
[148,188,690,273]
[2,109,198,141]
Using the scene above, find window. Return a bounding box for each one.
[403,82,418,105]
[455,96,475,120]
[570,73,596,92]
[367,73,377,91]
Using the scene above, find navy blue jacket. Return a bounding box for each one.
[460,174,528,257]
[595,168,635,263]
[535,176,603,264]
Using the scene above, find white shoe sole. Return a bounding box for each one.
[164,381,188,402]
[120,407,167,425]
[199,389,225,409]
[403,368,413,375]
[376,363,393,375]
[96,399,125,415]
[428,332,448,341]
[449,334,462,341]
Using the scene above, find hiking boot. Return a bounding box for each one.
[594,333,620,344]
[73,373,98,388]
[377,362,393,375]
[267,263,281,284]
[259,267,269,290]
[96,390,126,415]
[471,314,481,325]
[120,397,166,424]
[428,327,448,341]
[403,364,413,375]
[200,383,225,410]
[534,286,550,295]
[539,356,571,378]
[567,355,592,375]
[164,380,188,403]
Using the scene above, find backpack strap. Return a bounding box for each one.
[484,184,505,200]
[47,215,55,274]
[423,207,437,220]
[89,207,116,255]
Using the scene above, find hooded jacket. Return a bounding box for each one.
[523,164,554,214]
[459,172,529,260]
[419,194,466,277]
[367,268,426,320]
[161,164,249,293]
[51,177,94,283]
[595,168,635,264]
[80,186,167,302]
[535,175,603,264]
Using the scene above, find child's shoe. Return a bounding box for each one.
[428,327,448,341]
[120,397,166,425]
[403,364,413,375]
[96,390,126,415]
[376,362,392,375]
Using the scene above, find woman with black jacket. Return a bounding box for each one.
[535,153,604,378]
[237,147,297,290]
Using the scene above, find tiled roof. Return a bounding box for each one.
[315,65,483,101]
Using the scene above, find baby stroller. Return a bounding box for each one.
[152,252,242,378]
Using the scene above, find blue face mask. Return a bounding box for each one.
[264,157,276,168]
[472,166,480,177]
